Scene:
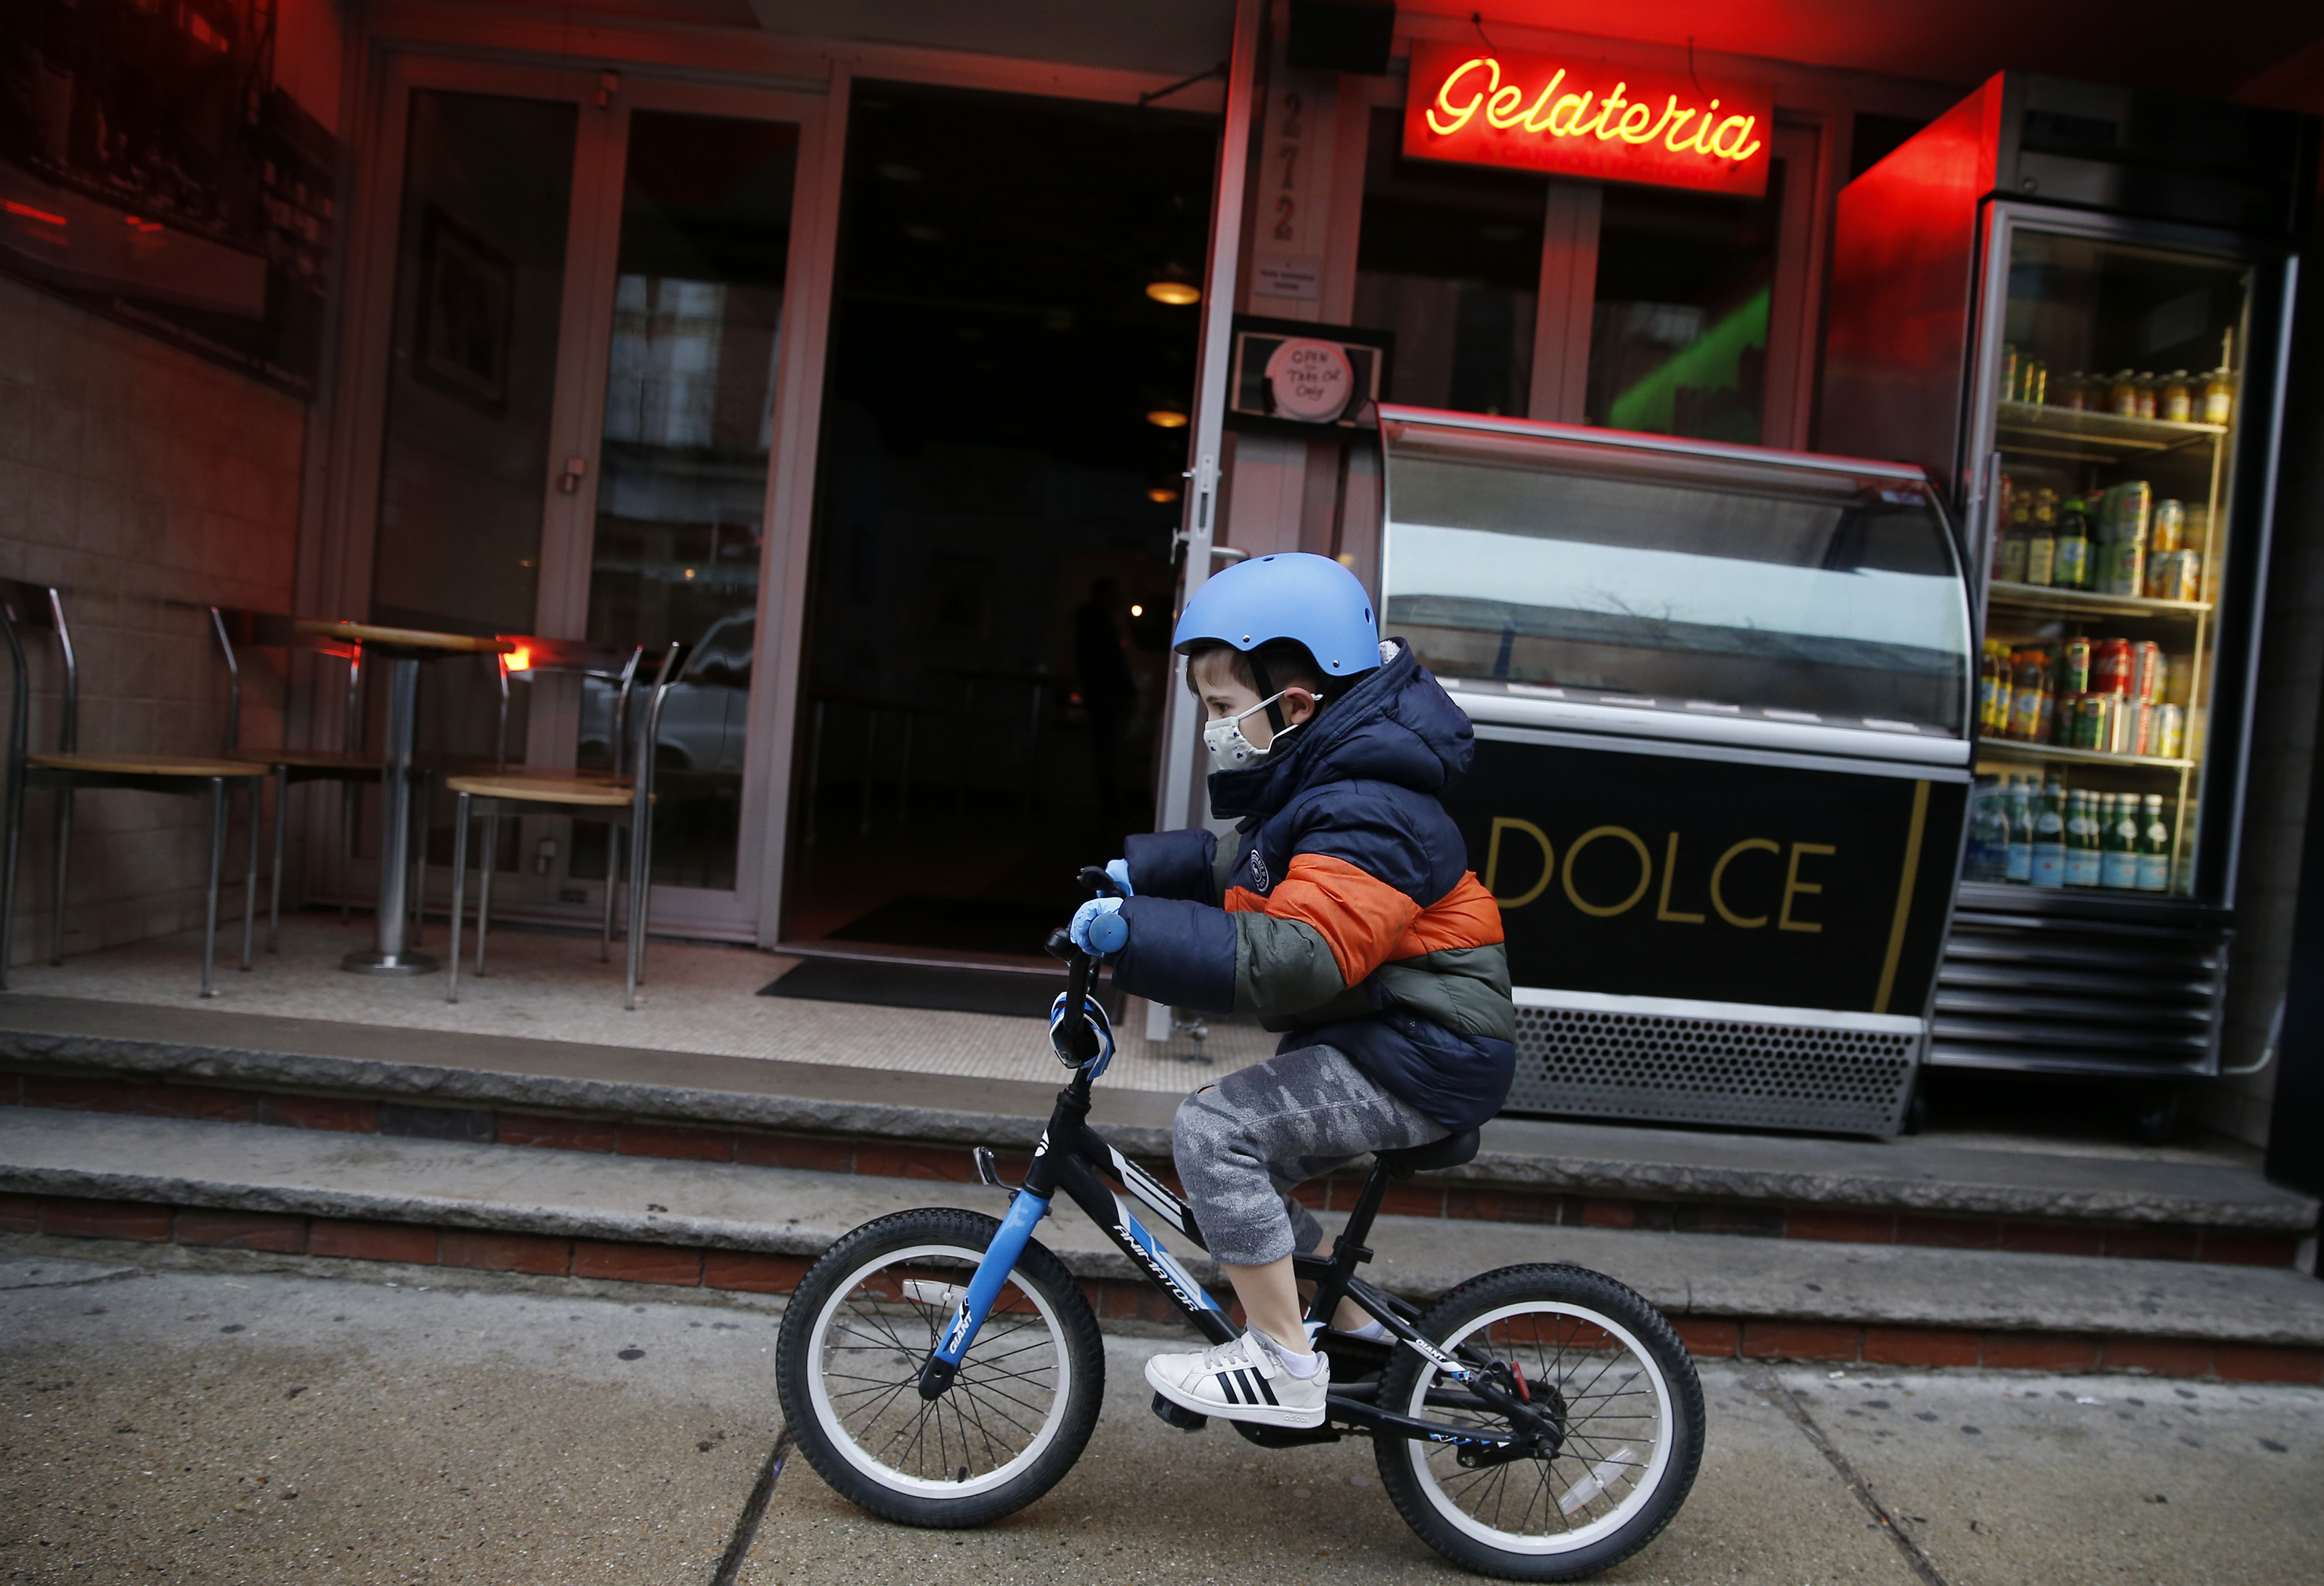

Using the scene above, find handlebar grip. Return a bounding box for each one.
[1087,910,1129,955]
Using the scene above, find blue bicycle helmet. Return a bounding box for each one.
[1171,553,1380,676]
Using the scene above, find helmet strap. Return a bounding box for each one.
[1248,653,1289,736]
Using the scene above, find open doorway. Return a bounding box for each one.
[784,81,1216,961]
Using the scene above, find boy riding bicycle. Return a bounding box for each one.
[1068,551,1517,1428]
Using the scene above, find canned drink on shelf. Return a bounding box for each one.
[2059,636,2092,696]
[2092,638,2134,697]
[2100,536,2145,597]
[2151,498,2185,553]
[2131,640,2166,704]
[2074,692,2113,751]
[2161,654,2195,707]
[2148,549,2203,603]
[2153,703,2187,760]
[2107,696,2141,756]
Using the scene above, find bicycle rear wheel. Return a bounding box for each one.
[775,1207,1103,1527]
[1373,1264,1704,1579]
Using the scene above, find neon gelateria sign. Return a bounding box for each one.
[1404,41,1773,196]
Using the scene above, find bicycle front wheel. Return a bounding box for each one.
[774,1207,1104,1527]
[1373,1263,1705,1580]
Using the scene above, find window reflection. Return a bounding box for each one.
[1585,168,1783,444]
[577,112,797,892]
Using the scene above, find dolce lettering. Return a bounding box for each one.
[1484,817,1835,932]
[1404,43,1771,198]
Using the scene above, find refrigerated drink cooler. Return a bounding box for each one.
[1374,407,1975,1136]
[1824,73,2316,1108]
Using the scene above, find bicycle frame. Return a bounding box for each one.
[912,944,1543,1455]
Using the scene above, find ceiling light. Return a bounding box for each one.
[1145,280,1201,306]
[1147,486,1180,503]
[1130,603,1145,617]
[1145,409,1189,428]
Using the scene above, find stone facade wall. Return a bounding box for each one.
[0,277,307,966]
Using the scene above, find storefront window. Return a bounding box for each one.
[1585,168,1784,444]
[371,91,577,635]
[577,111,799,893]
[1352,108,1543,418]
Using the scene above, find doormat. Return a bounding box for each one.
[760,956,1124,1022]
[827,895,1071,959]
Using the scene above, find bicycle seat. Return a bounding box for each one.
[1375,1128,1481,1179]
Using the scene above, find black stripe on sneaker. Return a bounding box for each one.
[1237,1369,1264,1404]
[1215,1372,1239,1404]
[1254,1372,1280,1407]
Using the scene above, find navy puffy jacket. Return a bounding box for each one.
[1111,640,1517,1131]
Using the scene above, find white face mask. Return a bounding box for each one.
[1202,690,1312,773]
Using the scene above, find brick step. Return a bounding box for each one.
[2,1106,2320,1386]
[1,1057,2309,1269]
[2,993,2313,1263]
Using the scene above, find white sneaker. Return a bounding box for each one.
[1145,1329,1328,1429]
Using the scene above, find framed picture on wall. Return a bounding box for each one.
[413,203,515,415]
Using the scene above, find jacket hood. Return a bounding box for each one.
[1208,638,1474,822]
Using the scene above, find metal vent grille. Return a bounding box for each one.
[1930,903,2228,1078]
[1506,1004,1919,1135]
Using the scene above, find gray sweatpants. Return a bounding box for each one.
[1173,1044,1447,1267]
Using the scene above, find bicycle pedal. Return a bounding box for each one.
[1150,1391,1208,1432]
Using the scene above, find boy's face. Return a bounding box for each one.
[1188,648,1316,749]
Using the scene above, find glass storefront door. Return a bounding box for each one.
[339,60,831,942]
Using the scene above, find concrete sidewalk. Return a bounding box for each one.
[4,1255,2320,1585]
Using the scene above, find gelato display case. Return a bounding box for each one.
[1376,406,1975,1134]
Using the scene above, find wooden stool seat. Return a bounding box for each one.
[256,748,383,773]
[28,752,266,780]
[445,773,638,808]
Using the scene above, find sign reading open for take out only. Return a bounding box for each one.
[1403,41,1774,198]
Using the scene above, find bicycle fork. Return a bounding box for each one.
[917,1187,1052,1400]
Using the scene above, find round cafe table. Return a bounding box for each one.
[297,622,511,974]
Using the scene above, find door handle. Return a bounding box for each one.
[558,455,587,494]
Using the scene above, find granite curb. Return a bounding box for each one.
[4,1108,2320,1346]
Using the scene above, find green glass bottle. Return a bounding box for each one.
[2136,794,2172,892]
[2064,789,2102,887]
[2054,497,2093,590]
[2031,780,2068,887]
[2100,792,2140,887]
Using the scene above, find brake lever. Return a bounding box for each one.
[1077,864,1121,898]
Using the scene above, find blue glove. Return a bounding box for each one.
[1104,858,1134,897]
[1069,895,1129,956]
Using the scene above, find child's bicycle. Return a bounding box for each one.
[774,870,1705,1580]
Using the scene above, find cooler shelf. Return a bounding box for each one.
[1987,582,2211,621]
[1975,739,2194,772]
[1995,401,2225,463]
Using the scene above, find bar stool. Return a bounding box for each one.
[445,642,673,1009]
[1,582,264,996]
[208,607,382,953]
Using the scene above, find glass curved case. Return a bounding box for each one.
[1378,410,1972,740]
